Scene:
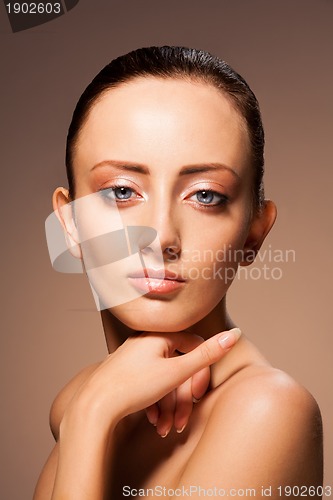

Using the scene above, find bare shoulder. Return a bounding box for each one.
[216,365,322,426]
[180,366,323,491]
[49,361,102,440]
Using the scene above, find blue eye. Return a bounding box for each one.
[113,187,133,200]
[191,190,228,206]
[196,191,214,204]
[100,186,136,203]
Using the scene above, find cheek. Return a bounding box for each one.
[182,212,250,265]
[178,213,250,290]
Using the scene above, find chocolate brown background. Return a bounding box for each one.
[1,1,332,497]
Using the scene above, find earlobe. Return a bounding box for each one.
[52,187,82,260]
[240,200,277,266]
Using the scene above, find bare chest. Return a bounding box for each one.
[108,409,207,498]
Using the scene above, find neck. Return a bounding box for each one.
[100,310,135,353]
[183,297,235,339]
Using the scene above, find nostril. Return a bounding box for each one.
[164,245,181,262]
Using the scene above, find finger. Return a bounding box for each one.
[191,366,210,402]
[168,328,242,385]
[165,333,206,357]
[145,403,159,426]
[156,391,176,438]
[174,378,193,433]
[176,335,211,402]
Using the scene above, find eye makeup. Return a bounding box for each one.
[89,160,242,211]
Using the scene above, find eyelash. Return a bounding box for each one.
[99,184,141,205]
[98,184,229,208]
[187,189,229,208]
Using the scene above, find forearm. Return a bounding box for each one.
[51,396,120,500]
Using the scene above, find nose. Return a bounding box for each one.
[140,199,182,262]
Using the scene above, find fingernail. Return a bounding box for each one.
[218,328,242,350]
[176,425,186,434]
[147,413,158,426]
[192,396,201,404]
[160,430,170,438]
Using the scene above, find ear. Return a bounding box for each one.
[240,200,277,266]
[52,187,82,260]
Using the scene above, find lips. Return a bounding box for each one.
[127,268,186,295]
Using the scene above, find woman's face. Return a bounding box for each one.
[70,77,257,332]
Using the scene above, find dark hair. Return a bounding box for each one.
[66,46,265,210]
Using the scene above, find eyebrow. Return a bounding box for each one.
[179,163,240,179]
[91,160,240,179]
[91,160,149,174]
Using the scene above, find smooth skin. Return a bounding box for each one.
[34,78,323,499]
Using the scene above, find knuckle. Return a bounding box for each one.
[199,342,214,365]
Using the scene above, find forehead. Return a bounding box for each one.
[75,77,251,174]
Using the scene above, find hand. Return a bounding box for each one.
[64,328,242,431]
[145,334,211,437]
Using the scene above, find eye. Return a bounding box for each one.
[113,186,134,200]
[99,185,138,203]
[189,190,228,207]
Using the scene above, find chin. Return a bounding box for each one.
[112,311,194,333]
[109,297,209,333]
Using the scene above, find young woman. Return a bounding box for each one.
[34,46,323,499]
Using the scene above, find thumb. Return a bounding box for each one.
[170,328,242,383]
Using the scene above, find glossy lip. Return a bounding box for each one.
[128,268,186,295]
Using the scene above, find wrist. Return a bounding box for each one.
[61,383,122,437]
[53,389,119,500]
